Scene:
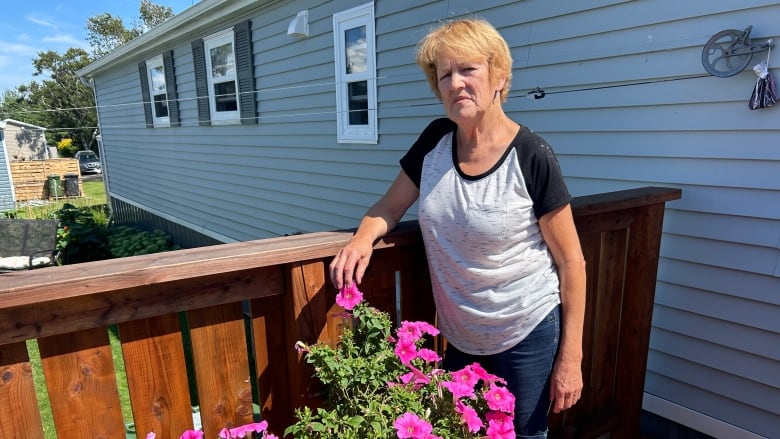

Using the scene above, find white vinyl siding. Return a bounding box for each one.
[0,132,15,212]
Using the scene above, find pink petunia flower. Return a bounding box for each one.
[455,400,484,433]
[335,283,363,310]
[220,421,268,438]
[394,412,433,439]
[180,430,204,439]
[441,365,479,398]
[145,433,156,439]
[484,383,515,413]
[485,412,515,439]
[416,348,441,363]
[398,321,440,341]
[395,337,418,365]
[440,379,475,399]
[469,362,506,385]
[399,365,430,387]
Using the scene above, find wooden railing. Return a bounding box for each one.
[0,187,681,439]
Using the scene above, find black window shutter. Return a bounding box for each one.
[138,61,154,128]
[191,38,211,126]
[163,51,180,127]
[234,20,257,125]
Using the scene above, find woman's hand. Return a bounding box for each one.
[329,170,419,289]
[329,238,375,289]
[549,354,583,413]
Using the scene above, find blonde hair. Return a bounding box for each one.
[415,18,513,102]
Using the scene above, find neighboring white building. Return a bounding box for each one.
[1,119,50,161]
[77,1,779,437]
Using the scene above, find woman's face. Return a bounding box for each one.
[434,49,502,124]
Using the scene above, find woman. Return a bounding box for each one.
[329,18,585,437]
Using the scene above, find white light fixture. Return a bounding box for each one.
[287,10,309,38]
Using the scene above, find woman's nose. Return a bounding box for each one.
[449,71,465,89]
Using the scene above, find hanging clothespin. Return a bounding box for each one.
[526,87,546,99]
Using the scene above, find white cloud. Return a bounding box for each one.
[0,41,38,56]
[26,15,56,28]
[42,34,86,48]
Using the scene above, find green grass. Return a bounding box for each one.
[27,327,133,438]
[5,179,107,219]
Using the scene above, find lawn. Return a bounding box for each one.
[6,178,107,219]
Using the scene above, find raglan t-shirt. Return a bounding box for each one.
[400,118,571,355]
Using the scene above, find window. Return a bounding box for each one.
[192,21,256,126]
[146,55,169,125]
[333,3,377,143]
[139,51,179,128]
[204,29,238,124]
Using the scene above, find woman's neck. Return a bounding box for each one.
[456,112,518,153]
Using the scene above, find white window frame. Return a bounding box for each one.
[146,54,169,127]
[333,2,377,144]
[203,28,240,125]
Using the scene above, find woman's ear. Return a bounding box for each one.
[495,76,507,94]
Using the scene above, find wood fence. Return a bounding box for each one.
[0,186,680,438]
[9,159,82,201]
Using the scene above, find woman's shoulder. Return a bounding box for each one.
[423,118,457,137]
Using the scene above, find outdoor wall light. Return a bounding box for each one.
[288,10,309,38]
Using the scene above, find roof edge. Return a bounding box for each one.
[2,118,47,130]
[77,0,266,78]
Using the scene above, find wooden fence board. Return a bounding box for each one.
[119,314,194,439]
[250,293,293,437]
[187,302,253,437]
[38,327,125,438]
[0,341,44,439]
[283,259,333,412]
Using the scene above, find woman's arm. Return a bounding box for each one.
[329,170,419,289]
[539,203,587,413]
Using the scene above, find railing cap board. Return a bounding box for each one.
[0,187,680,308]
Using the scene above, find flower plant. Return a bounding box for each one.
[283,284,516,439]
[145,420,277,439]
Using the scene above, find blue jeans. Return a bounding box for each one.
[442,306,560,438]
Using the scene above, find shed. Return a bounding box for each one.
[1,119,50,161]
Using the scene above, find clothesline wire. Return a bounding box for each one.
[1,72,713,132]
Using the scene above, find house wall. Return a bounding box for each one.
[0,132,14,212]
[86,0,779,437]
[2,122,48,161]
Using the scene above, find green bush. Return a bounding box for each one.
[108,225,180,258]
[57,203,112,264]
[56,203,179,264]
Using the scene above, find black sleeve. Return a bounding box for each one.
[515,129,572,219]
[400,118,457,187]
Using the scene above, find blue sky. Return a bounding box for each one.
[0,0,198,92]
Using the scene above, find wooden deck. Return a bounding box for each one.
[0,186,681,438]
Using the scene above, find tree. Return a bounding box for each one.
[87,0,174,57]
[0,1,175,153]
[29,48,97,152]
